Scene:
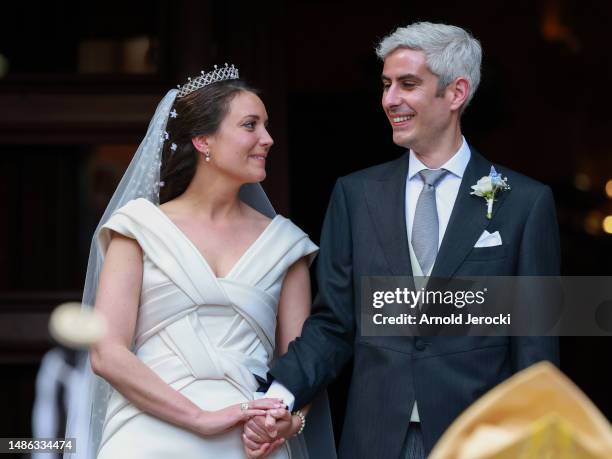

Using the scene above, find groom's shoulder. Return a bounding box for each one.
[470,145,549,190]
[338,155,406,186]
[474,149,552,199]
[491,162,551,197]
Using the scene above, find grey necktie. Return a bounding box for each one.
[411,169,448,275]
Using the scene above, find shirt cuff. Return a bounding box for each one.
[264,380,296,411]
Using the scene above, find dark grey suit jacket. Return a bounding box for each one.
[270,149,560,458]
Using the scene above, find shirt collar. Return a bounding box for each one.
[407,136,471,180]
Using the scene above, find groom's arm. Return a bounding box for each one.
[269,179,355,409]
[511,184,560,369]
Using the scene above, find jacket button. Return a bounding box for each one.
[415,339,426,351]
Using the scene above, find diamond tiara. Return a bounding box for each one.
[176,63,240,98]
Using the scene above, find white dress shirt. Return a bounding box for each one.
[407,137,471,422]
[406,137,472,253]
[262,380,296,410]
[265,138,472,415]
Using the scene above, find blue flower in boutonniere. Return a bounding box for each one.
[470,166,511,219]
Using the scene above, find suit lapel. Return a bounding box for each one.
[364,153,413,277]
[431,149,508,278]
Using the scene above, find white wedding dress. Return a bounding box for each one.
[95,198,318,459]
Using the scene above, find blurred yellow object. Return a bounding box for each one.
[602,216,612,234]
[429,362,612,459]
[49,302,107,349]
[605,180,612,199]
[574,173,591,192]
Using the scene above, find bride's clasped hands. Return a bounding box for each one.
[193,398,286,436]
[242,408,302,459]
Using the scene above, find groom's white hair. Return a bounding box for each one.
[376,22,482,110]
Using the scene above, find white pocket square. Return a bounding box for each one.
[474,230,503,248]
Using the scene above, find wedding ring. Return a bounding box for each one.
[240,402,249,412]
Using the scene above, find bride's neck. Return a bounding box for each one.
[178,171,244,221]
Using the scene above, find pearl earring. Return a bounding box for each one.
[204,149,211,162]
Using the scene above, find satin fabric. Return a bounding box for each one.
[96,198,318,459]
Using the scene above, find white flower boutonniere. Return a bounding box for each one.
[470,166,511,219]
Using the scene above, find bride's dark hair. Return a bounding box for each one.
[159,79,257,204]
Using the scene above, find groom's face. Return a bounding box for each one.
[381,48,452,151]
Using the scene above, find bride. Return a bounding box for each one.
[65,65,335,459]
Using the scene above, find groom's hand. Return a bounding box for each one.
[264,409,279,436]
[243,409,291,458]
[243,414,282,459]
[243,435,284,459]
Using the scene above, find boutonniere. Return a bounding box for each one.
[470,166,511,219]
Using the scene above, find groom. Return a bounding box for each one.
[248,22,560,458]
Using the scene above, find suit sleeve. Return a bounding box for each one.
[269,179,355,409]
[511,185,561,369]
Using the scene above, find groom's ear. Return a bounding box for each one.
[448,77,470,113]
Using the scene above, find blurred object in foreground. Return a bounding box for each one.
[430,362,612,459]
[31,348,84,459]
[49,302,107,349]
